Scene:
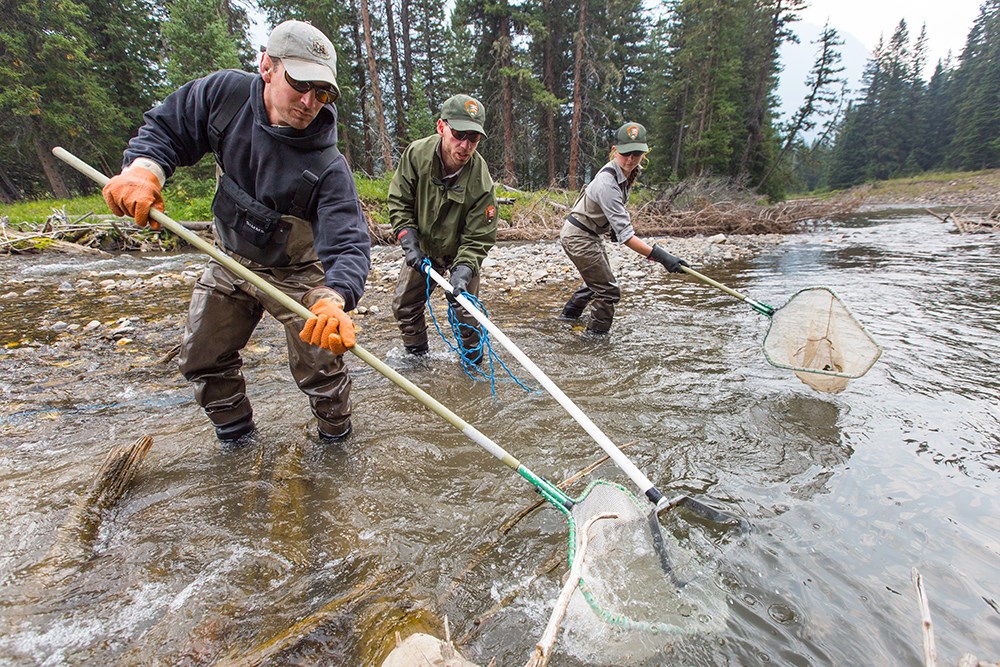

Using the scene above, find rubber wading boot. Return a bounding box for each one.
[557,305,584,321]
[319,421,353,443]
[584,325,610,337]
[216,415,256,446]
[461,347,484,366]
[405,342,429,356]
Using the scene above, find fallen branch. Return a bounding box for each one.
[914,568,938,667]
[912,567,997,667]
[525,512,617,667]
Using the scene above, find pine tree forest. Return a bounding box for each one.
[1,0,998,203]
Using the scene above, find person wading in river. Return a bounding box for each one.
[388,94,498,364]
[101,20,370,445]
[559,122,689,335]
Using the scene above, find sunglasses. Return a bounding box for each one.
[284,69,338,105]
[621,150,645,157]
[446,122,483,144]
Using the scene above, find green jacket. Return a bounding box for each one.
[388,134,497,271]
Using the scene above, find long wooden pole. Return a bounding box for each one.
[51,148,568,501]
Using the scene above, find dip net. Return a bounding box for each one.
[761,287,882,393]
[550,480,733,662]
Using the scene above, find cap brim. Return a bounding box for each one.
[282,58,340,94]
[617,142,648,153]
[445,117,487,138]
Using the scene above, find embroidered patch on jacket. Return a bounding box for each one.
[486,205,496,222]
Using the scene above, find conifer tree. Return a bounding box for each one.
[946,0,1000,170]
[0,0,126,197]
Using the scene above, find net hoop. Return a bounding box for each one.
[762,286,882,379]
[558,480,727,637]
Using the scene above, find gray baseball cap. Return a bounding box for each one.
[266,20,340,96]
[615,122,648,153]
[440,94,487,137]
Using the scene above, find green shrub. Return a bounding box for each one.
[354,171,393,227]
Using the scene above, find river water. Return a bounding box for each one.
[0,208,997,666]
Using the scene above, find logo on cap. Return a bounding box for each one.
[310,38,331,60]
[627,125,640,139]
[465,100,479,117]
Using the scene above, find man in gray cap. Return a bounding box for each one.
[388,94,498,363]
[101,20,369,446]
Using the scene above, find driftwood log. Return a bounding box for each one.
[493,191,863,241]
[927,206,1000,234]
[40,435,154,577]
[0,210,208,253]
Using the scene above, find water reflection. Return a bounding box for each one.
[1,209,998,665]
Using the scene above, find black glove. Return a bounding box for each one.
[448,263,475,303]
[397,227,426,271]
[648,244,689,273]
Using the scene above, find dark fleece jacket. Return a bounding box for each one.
[123,69,369,310]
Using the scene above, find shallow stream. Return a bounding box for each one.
[1,208,997,665]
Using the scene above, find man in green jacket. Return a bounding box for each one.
[388,94,498,363]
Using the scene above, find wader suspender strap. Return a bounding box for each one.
[288,144,341,219]
[208,72,253,159]
[599,165,628,199]
[586,166,626,242]
[206,71,342,219]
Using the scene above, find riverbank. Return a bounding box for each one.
[361,232,780,309]
[838,169,1000,209]
[0,231,779,351]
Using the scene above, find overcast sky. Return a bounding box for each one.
[798,0,981,71]
[777,1,983,128]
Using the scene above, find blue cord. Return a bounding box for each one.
[422,261,533,396]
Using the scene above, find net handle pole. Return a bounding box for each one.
[52,147,575,505]
[680,265,775,316]
[425,265,662,505]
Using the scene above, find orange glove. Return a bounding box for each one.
[299,298,356,355]
[102,166,164,229]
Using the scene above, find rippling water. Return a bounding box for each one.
[1,209,998,666]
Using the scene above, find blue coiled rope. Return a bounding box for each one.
[422,262,533,396]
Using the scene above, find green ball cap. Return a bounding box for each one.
[616,122,648,153]
[440,94,487,137]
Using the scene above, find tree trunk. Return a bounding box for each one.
[341,122,355,167]
[422,12,438,111]
[542,0,557,187]
[739,0,785,179]
[672,80,691,175]
[347,0,374,175]
[757,25,843,189]
[499,11,516,185]
[0,164,22,203]
[400,0,413,111]
[32,126,69,199]
[567,0,588,190]
[359,0,395,171]
[384,0,407,145]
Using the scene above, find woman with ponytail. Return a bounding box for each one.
[558,122,690,335]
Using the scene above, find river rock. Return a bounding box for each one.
[380,633,479,667]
